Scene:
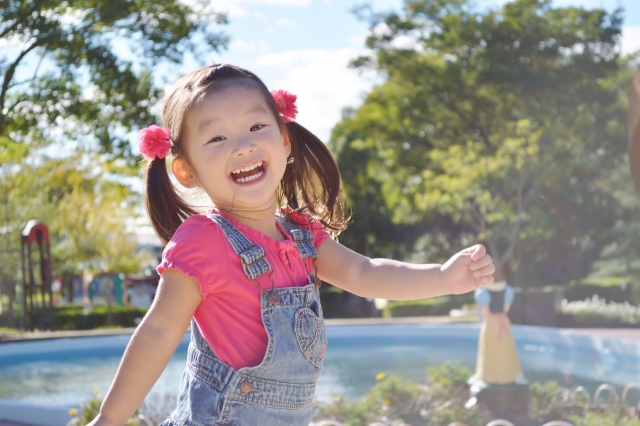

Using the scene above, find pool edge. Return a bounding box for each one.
[0,400,78,426]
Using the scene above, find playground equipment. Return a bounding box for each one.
[20,220,55,331]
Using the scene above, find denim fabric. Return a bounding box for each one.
[275,214,318,260]
[160,215,326,426]
[207,214,272,281]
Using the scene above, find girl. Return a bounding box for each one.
[89,63,495,426]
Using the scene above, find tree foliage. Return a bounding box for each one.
[0,1,227,282]
[0,151,151,281]
[332,0,634,286]
[0,0,227,163]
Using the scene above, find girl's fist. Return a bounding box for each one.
[440,244,495,295]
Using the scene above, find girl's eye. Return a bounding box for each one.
[208,136,225,144]
[251,124,266,132]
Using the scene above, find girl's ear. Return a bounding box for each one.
[171,157,198,188]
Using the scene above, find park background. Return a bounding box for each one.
[3,1,640,425]
[2,0,640,328]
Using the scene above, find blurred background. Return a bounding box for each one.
[4,2,640,425]
[1,0,640,330]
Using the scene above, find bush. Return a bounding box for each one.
[564,283,638,304]
[54,305,147,330]
[313,363,640,425]
[568,412,640,426]
[313,363,483,426]
[528,380,588,421]
[71,365,640,426]
[561,298,640,327]
[314,375,421,425]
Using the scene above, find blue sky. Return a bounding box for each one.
[176,0,640,143]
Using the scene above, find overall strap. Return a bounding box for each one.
[207,214,272,281]
[276,214,318,259]
[276,213,322,287]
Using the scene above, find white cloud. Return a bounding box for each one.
[230,39,270,55]
[203,0,311,18]
[622,26,640,56]
[251,0,311,3]
[256,48,378,142]
[205,1,248,18]
[242,0,310,4]
[276,18,297,28]
[208,0,310,14]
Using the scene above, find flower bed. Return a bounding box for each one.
[70,364,640,425]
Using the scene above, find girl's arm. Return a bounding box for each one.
[88,269,202,426]
[316,239,494,300]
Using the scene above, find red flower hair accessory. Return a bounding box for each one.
[270,89,298,123]
[139,125,172,160]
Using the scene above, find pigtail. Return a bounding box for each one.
[279,121,351,237]
[144,158,197,245]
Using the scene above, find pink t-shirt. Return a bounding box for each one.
[157,208,330,370]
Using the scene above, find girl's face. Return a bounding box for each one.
[175,83,289,212]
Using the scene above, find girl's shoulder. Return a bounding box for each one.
[170,212,223,244]
[159,212,231,297]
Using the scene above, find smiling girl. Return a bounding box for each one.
[89,64,495,426]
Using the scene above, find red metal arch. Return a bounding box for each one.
[21,220,50,245]
[20,220,54,330]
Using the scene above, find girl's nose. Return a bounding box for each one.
[232,137,257,156]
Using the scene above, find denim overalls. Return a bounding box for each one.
[161,213,327,426]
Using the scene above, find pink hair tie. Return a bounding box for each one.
[139,125,172,160]
[271,89,298,123]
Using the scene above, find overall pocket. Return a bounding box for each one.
[294,305,328,368]
[167,368,227,426]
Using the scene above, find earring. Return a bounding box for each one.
[287,156,294,164]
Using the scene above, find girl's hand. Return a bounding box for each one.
[440,244,495,295]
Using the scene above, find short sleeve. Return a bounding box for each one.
[475,287,491,307]
[282,208,331,250]
[157,215,231,298]
[504,285,515,306]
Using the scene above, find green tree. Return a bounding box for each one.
[332,0,632,286]
[0,0,227,162]
[0,1,227,313]
[0,151,151,290]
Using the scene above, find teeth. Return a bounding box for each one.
[231,161,262,175]
[235,171,264,183]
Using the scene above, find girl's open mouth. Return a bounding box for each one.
[230,161,266,184]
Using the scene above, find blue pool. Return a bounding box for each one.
[1,323,638,407]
